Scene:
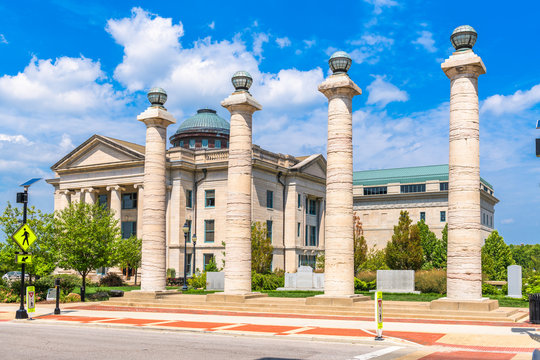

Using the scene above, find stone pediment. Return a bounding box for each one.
[290,154,326,179]
[52,135,145,171]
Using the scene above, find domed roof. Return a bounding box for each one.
[174,109,230,135]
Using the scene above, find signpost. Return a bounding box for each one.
[375,291,383,340]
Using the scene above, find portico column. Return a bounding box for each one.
[442,26,486,300]
[134,183,144,239]
[106,185,124,223]
[82,188,97,204]
[319,52,361,297]
[56,190,72,211]
[137,88,176,292]
[222,71,262,294]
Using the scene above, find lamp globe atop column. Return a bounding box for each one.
[328,51,352,75]
[231,71,253,92]
[450,25,477,51]
[147,87,168,109]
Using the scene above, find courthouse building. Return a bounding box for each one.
[47,108,498,275]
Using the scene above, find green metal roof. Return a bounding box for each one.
[353,164,493,189]
[174,109,230,135]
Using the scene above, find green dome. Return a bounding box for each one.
[174,109,230,135]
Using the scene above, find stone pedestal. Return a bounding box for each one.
[221,91,262,294]
[319,74,361,297]
[137,106,176,292]
[430,297,498,311]
[442,49,486,300]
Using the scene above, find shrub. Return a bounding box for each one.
[167,268,176,278]
[415,269,446,294]
[0,287,19,303]
[359,247,389,271]
[205,259,219,272]
[252,272,284,291]
[482,283,501,295]
[524,274,540,296]
[354,278,376,291]
[88,291,109,301]
[64,293,81,302]
[35,274,82,297]
[356,271,376,282]
[99,273,125,287]
[188,272,206,289]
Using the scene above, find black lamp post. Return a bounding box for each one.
[182,221,190,291]
[192,234,197,275]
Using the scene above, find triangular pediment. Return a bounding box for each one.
[302,161,326,178]
[290,154,326,179]
[52,135,145,171]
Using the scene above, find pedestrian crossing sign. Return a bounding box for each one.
[12,224,36,252]
[16,253,33,264]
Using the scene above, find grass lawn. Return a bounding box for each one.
[73,285,140,296]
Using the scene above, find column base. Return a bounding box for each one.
[430,297,499,311]
[124,290,179,300]
[206,292,268,303]
[306,294,369,306]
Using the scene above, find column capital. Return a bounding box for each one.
[137,107,176,128]
[221,92,262,114]
[57,189,73,195]
[442,50,486,79]
[106,185,125,192]
[80,187,96,194]
[134,183,144,189]
[318,74,362,100]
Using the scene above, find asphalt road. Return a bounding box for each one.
[0,322,416,360]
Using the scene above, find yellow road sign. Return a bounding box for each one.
[16,253,32,264]
[12,224,36,251]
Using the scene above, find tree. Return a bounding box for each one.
[353,213,367,274]
[509,244,540,278]
[385,211,424,270]
[53,201,120,301]
[251,222,273,274]
[431,223,447,269]
[417,219,438,265]
[481,230,514,281]
[116,235,142,285]
[0,202,56,281]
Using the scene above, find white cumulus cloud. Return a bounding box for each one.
[275,37,291,48]
[366,76,409,107]
[0,34,7,44]
[349,34,394,64]
[412,30,437,53]
[364,0,398,14]
[481,84,540,115]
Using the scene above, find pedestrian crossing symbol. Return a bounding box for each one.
[12,224,36,251]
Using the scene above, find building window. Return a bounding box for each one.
[186,190,192,208]
[440,211,446,222]
[298,255,316,269]
[205,220,215,242]
[297,194,301,208]
[297,222,301,237]
[363,186,387,195]
[202,139,209,148]
[121,221,136,239]
[179,140,184,147]
[185,220,192,242]
[400,184,426,193]
[121,193,137,209]
[203,253,215,270]
[215,139,221,149]
[266,190,273,209]
[267,220,273,241]
[186,254,192,276]
[420,212,426,221]
[98,194,108,208]
[189,139,195,148]
[440,182,449,191]
[308,199,317,215]
[309,226,317,246]
[205,190,215,207]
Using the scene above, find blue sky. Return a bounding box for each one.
[0,0,538,244]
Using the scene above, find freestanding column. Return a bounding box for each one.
[442,26,486,300]
[222,71,262,294]
[320,52,361,297]
[137,88,176,292]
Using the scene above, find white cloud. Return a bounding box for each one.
[348,34,393,64]
[275,37,291,48]
[501,218,515,224]
[0,134,32,145]
[208,21,215,30]
[0,34,7,44]
[366,76,408,107]
[481,84,540,115]
[303,39,316,48]
[252,33,269,58]
[412,30,437,53]
[364,0,398,14]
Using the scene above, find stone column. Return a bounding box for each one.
[319,51,361,297]
[134,183,144,239]
[137,88,176,293]
[56,190,72,211]
[222,71,262,295]
[443,26,486,300]
[107,185,124,223]
[82,188,97,204]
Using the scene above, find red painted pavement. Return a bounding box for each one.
[227,324,299,334]
[160,320,234,329]
[99,318,169,326]
[38,315,112,323]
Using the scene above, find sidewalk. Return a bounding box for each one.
[1,302,538,359]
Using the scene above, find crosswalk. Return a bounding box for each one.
[351,346,404,360]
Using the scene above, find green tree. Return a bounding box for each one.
[509,244,540,277]
[353,213,367,274]
[481,230,514,281]
[385,211,424,270]
[431,223,448,269]
[417,219,438,265]
[53,202,120,300]
[116,235,142,285]
[251,222,273,274]
[0,202,56,280]
[358,245,388,271]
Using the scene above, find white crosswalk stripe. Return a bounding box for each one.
[352,346,403,360]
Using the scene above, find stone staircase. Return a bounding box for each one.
[103,293,528,323]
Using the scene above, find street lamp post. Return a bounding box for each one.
[182,222,190,291]
[192,234,197,276]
